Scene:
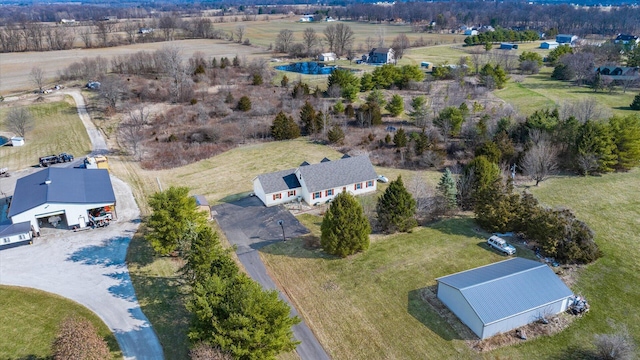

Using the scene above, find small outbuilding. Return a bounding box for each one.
[499,43,519,50]
[540,41,559,49]
[0,221,33,249]
[10,137,24,146]
[318,52,336,62]
[436,257,573,339]
[556,34,578,45]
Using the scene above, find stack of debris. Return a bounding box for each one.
[568,295,590,315]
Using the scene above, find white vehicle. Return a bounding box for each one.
[377,175,389,183]
[487,235,516,255]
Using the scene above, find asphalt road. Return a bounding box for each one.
[213,197,330,360]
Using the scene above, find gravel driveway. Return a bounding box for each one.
[0,176,163,359]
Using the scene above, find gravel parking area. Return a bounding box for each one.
[0,176,163,360]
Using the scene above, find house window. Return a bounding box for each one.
[326,189,334,197]
[313,192,321,199]
[3,238,9,244]
[355,183,362,190]
[366,180,374,187]
[288,190,296,197]
[18,234,26,240]
[273,193,282,200]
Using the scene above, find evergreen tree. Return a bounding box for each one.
[224,92,234,104]
[344,104,355,118]
[393,128,408,148]
[576,120,617,173]
[271,111,300,140]
[146,187,208,256]
[437,168,458,211]
[281,75,289,88]
[333,100,344,114]
[328,68,360,89]
[251,73,263,86]
[408,96,429,127]
[414,132,429,156]
[435,107,465,136]
[385,94,404,117]
[630,93,640,110]
[609,115,640,170]
[299,101,317,135]
[341,84,359,102]
[360,73,374,91]
[474,141,502,164]
[376,175,417,233]
[237,96,251,111]
[366,89,386,108]
[320,192,370,257]
[232,55,240,67]
[466,155,501,206]
[591,72,603,92]
[327,124,345,144]
[187,272,300,359]
[458,102,469,117]
[183,224,237,286]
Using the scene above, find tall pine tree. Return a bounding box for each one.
[271,111,301,140]
[321,192,370,257]
[376,175,417,233]
[299,101,318,135]
[437,168,458,211]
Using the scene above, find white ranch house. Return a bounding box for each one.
[8,168,116,234]
[253,155,378,207]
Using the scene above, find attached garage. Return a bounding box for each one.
[8,168,116,233]
[436,257,573,339]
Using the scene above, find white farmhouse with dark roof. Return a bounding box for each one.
[8,168,116,234]
[367,47,395,64]
[436,257,573,339]
[253,155,378,207]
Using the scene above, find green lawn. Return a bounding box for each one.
[259,168,640,359]
[0,285,121,359]
[0,98,92,170]
[495,67,638,116]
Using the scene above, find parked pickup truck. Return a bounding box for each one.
[39,153,74,167]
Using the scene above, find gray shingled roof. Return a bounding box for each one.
[8,168,116,217]
[256,168,301,194]
[298,155,377,193]
[0,221,31,237]
[437,258,573,325]
[370,47,391,54]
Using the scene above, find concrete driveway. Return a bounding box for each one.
[0,176,163,359]
[213,197,330,360]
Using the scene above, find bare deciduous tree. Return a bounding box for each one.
[391,34,410,60]
[560,98,610,123]
[30,66,45,92]
[594,327,636,360]
[576,153,599,176]
[99,75,124,110]
[323,25,337,54]
[79,25,94,48]
[521,138,558,186]
[119,105,150,159]
[234,25,245,43]
[302,27,319,57]
[333,23,354,57]
[189,342,233,360]
[4,107,34,138]
[275,29,294,53]
[123,21,139,44]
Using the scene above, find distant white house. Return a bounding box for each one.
[139,28,154,34]
[253,155,378,207]
[367,47,395,64]
[299,15,314,22]
[318,52,336,61]
[540,41,559,50]
[60,19,76,24]
[325,16,336,22]
[10,137,24,147]
[614,34,639,46]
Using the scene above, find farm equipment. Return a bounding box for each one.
[83,156,109,171]
[0,167,10,177]
[88,209,112,228]
[39,153,74,167]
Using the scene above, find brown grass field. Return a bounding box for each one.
[0,39,268,95]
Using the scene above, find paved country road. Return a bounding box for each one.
[0,91,164,359]
[213,197,331,360]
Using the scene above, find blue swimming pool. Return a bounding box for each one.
[275,61,338,75]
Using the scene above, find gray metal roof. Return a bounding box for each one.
[8,168,116,217]
[370,47,391,54]
[297,155,377,193]
[0,221,31,237]
[193,195,209,206]
[256,168,301,194]
[437,258,573,325]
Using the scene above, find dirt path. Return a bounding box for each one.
[64,90,108,154]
